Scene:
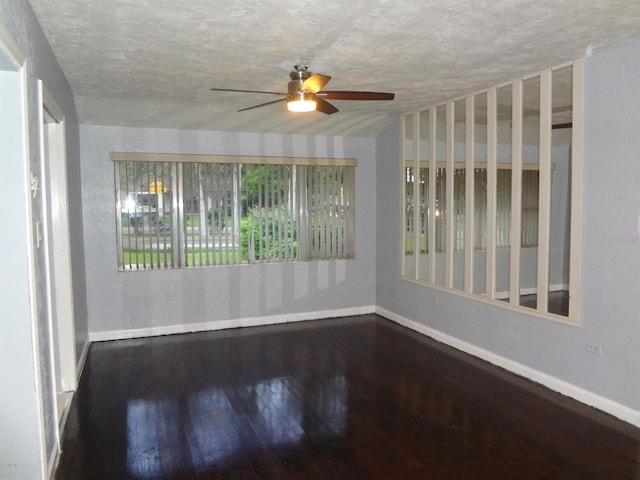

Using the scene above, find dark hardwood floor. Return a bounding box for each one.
[55,315,639,479]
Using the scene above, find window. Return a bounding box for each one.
[114,153,356,271]
[401,61,583,322]
[405,165,540,253]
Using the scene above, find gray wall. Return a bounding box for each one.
[376,40,640,414]
[0,0,88,478]
[80,126,377,335]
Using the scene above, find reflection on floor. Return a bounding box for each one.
[520,289,569,316]
[499,290,570,316]
[55,314,638,479]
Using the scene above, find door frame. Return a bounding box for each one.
[38,80,77,426]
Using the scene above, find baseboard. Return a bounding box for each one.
[47,445,59,480]
[89,305,376,343]
[76,338,90,383]
[375,306,640,428]
[57,391,74,433]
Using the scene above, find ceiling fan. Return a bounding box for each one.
[211,65,395,115]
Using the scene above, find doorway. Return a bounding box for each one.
[39,81,77,428]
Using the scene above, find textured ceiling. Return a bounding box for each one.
[28,0,640,137]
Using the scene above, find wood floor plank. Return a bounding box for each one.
[55,315,639,479]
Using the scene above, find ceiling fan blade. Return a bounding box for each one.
[319,91,395,101]
[211,87,286,96]
[303,74,331,94]
[315,98,339,115]
[237,98,286,112]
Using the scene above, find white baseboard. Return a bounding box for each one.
[57,391,74,434]
[89,305,376,343]
[76,338,90,383]
[48,339,88,480]
[47,445,59,480]
[375,306,640,428]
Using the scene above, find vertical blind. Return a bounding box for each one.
[404,164,540,254]
[114,153,356,271]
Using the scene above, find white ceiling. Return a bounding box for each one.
[28,0,640,137]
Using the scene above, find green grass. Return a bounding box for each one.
[122,247,242,268]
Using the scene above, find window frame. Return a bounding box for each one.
[399,59,584,325]
[113,152,357,271]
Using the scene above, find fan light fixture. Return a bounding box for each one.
[287,92,317,112]
[211,65,394,115]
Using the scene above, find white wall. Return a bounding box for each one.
[376,40,640,425]
[0,1,87,478]
[0,65,44,480]
[80,126,377,337]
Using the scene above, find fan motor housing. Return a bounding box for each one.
[287,79,307,96]
[289,65,312,81]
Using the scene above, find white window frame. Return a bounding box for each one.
[113,153,356,271]
[400,59,584,325]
